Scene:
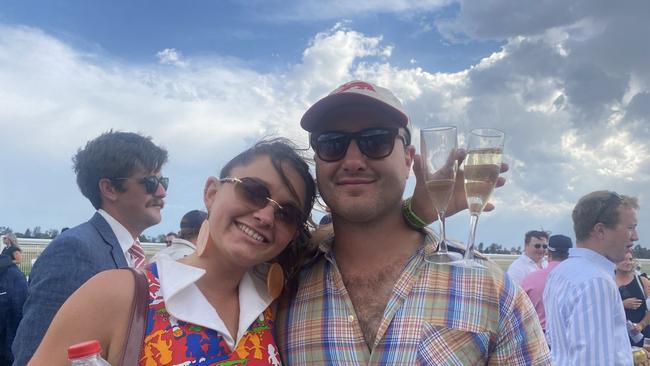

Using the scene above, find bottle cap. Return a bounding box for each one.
[68,340,102,359]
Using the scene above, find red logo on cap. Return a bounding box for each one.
[335,81,376,93]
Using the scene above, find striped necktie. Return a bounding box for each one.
[128,239,147,269]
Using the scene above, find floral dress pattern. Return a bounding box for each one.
[140,263,282,366]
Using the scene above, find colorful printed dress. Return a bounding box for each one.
[140,263,282,366]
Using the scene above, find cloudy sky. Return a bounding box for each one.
[1,0,648,248]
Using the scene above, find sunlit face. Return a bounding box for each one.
[525,237,548,264]
[204,155,306,271]
[616,252,635,272]
[314,107,413,223]
[602,207,638,263]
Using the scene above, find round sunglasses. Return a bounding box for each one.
[310,127,406,162]
[219,177,305,228]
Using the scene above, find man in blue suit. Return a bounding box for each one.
[12,131,168,365]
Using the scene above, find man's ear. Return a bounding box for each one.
[98,178,119,203]
[203,177,220,208]
[404,145,416,178]
[593,223,607,239]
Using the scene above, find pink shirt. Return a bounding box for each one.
[521,261,562,330]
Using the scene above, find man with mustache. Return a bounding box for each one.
[12,131,168,365]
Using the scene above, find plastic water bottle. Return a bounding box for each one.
[68,340,111,365]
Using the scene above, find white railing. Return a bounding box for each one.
[9,238,650,275]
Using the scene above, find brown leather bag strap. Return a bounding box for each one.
[119,267,149,366]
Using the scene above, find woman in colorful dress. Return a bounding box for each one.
[30,138,316,365]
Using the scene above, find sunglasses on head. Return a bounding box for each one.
[593,191,622,227]
[219,177,305,228]
[534,244,548,249]
[111,175,169,195]
[310,127,406,162]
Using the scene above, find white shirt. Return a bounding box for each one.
[544,247,632,366]
[507,254,547,285]
[156,257,274,350]
[97,209,139,267]
[151,238,196,262]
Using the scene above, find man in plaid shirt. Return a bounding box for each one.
[276,80,551,365]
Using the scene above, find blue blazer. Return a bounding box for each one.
[11,213,128,365]
[0,263,27,364]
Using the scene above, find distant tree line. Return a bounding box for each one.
[477,242,521,255]
[0,226,165,243]
[2,226,648,257]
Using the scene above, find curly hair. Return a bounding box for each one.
[72,131,168,209]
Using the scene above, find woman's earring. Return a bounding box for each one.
[195,220,212,257]
[266,262,285,300]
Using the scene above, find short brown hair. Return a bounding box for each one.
[572,190,639,241]
[525,230,550,244]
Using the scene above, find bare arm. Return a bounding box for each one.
[28,269,135,366]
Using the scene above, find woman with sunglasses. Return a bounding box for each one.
[616,252,650,347]
[29,138,316,365]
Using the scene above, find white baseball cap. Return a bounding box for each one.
[301,80,412,141]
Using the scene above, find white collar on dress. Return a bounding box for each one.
[155,257,274,350]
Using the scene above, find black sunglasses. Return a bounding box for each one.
[593,191,622,227]
[111,176,169,195]
[534,244,548,249]
[310,127,406,162]
[219,177,305,228]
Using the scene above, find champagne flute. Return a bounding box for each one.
[457,128,504,268]
[420,126,462,263]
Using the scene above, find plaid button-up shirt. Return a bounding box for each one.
[276,229,551,365]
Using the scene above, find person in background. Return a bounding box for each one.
[616,252,650,347]
[544,191,642,365]
[30,138,317,365]
[507,230,549,285]
[521,234,573,335]
[165,232,178,247]
[12,131,169,365]
[152,210,208,261]
[1,233,22,265]
[0,251,27,365]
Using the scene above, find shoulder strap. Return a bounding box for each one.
[635,274,646,298]
[119,267,149,366]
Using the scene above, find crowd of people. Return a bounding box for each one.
[0,79,643,365]
[506,192,643,365]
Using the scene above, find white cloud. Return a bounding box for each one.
[0,0,648,245]
[156,48,187,67]
[255,0,454,21]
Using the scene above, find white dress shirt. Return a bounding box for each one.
[151,237,196,262]
[507,254,547,285]
[97,209,140,267]
[544,247,632,366]
[155,257,274,350]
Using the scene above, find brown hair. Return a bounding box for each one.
[572,190,639,241]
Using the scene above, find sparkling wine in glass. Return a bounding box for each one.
[420,126,462,263]
[457,128,504,268]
